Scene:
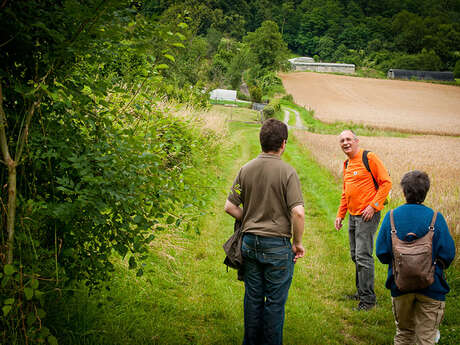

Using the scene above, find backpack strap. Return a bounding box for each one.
[391,209,438,238]
[344,151,379,191]
[362,150,379,191]
[390,209,397,234]
[429,211,438,232]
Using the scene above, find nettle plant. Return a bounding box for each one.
[0,1,212,343]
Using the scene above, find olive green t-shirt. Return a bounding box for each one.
[227,153,304,238]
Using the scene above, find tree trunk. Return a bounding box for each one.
[0,78,41,265]
[6,160,16,264]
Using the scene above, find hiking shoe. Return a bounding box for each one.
[353,302,376,311]
[345,293,359,300]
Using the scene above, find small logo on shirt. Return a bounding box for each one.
[353,171,357,175]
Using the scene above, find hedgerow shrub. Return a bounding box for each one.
[263,105,275,118]
[0,2,215,343]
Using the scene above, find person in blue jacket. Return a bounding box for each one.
[376,170,455,345]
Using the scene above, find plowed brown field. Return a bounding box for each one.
[280,72,460,135]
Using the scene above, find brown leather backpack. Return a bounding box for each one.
[390,210,437,292]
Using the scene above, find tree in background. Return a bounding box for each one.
[454,60,460,78]
[141,0,460,73]
[243,20,289,72]
[318,36,336,61]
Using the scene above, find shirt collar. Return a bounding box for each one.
[258,152,281,160]
[350,148,363,160]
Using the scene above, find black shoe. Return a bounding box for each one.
[345,293,359,301]
[353,302,375,311]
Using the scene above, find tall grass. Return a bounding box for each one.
[209,99,252,108]
[208,104,261,123]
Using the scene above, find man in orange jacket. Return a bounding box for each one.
[335,130,392,311]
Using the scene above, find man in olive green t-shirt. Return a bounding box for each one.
[224,118,305,345]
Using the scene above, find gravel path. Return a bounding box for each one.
[283,107,306,130]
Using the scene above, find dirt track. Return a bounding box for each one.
[280,72,460,135]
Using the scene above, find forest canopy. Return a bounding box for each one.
[144,0,460,74]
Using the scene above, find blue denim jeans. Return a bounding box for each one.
[241,233,294,345]
[348,212,380,305]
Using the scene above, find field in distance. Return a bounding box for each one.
[280,72,460,136]
[294,130,460,251]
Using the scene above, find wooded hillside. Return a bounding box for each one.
[146,0,460,72]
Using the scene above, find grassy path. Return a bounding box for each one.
[53,116,458,345]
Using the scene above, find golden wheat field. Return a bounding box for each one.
[280,72,460,136]
[294,130,460,244]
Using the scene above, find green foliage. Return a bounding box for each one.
[263,105,275,118]
[334,44,349,62]
[258,73,283,93]
[318,36,335,61]
[394,50,443,70]
[243,20,288,72]
[455,60,460,78]
[376,50,444,72]
[145,0,460,71]
[237,91,251,101]
[166,36,210,87]
[282,94,294,102]
[249,85,262,103]
[208,38,251,89]
[269,98,281,112]
[0,1,214,343]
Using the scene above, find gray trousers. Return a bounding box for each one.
[348,212,380,305]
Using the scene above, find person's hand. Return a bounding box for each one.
[335,217,343,231]
[292,243,305,263]
[362,205,375,222]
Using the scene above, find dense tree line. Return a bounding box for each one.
[145,0,460,74]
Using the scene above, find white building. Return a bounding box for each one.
[209,89,237,102]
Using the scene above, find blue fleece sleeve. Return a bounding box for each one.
[376,211,392,264]
[433,213,456,269]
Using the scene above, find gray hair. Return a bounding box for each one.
[339,129,358,140]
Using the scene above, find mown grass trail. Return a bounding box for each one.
[52,114,459,345]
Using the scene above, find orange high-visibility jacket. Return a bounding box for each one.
[337,149,392,218]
